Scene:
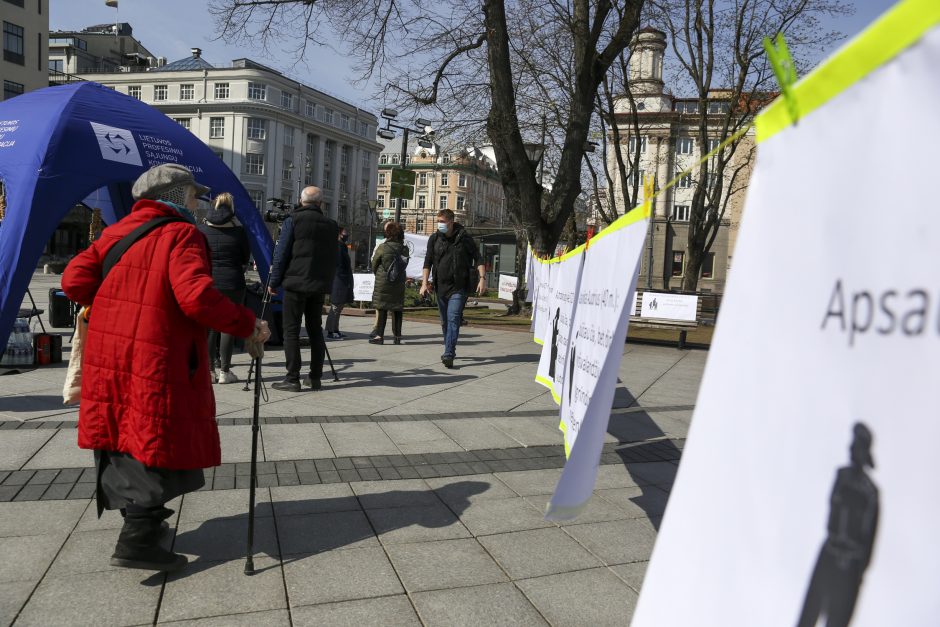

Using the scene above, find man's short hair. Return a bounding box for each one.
[301,187,323,205]
[437,209,455,221]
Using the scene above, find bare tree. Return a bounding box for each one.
[209,0,645,257]
[639,0,850,290]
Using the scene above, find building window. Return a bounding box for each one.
[3,80,23,100]
[214,83,229,99]
[341,113,350,130]
[48,59,63,72]
[675,101,698,114]
[3,22,24,66]
[322,141,334,189]
[282,159,293,182]
[708,101,729,114]
[280,91,293,109]
[377,194,385,208]
[305,100,315,117]
[628,136,647,154]
[458,173,467,187]
[677,175,692,188]
[442,153,451,164]
[379,154,388,165]
[416,217,425,232]
[127,85,141,99]
[438,195,448,210]
[214,150,224,161]
[456,196,465,211]
[209,117,225,139]
[707,138,721,153]
[249,189,264,208]
[417,195,426,209]
[378,173,386,186]
[701,252,715,279]
[245,153,264,175]
[246,118,266,140]
[672,205,690,222]
[284,126,294,147]
[323,107,333,124]
[180,84,194,100]
[153,85,167,101]
[671,251,685,277]
[440,173,449,186]
[341,146,349,169]
[3,0,25,7]
[676,137,694,155]
[391,154,400,165]
[248,82,266,100]
[174,117,191,130]
[418,172,427,186]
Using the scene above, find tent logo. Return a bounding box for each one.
[90,122,142,167]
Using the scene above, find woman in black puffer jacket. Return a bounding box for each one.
[198,193,251,383]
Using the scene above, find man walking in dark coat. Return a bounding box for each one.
[420,209,485,368]
[326,226,354,340]
[268,186,339,392]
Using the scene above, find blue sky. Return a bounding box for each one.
[51,0,899,113]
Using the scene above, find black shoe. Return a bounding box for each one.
[368,336,384,345]
[304,375,322,391]
[272,379,302,392]
[110,519,187,572]
[442,356,454,369]
[120,507,173,536]
[393,337,402,345]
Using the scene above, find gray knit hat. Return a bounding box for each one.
[131,164,210,201]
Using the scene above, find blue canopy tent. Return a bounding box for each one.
[0,82,274,351]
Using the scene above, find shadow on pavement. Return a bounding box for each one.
[152,481,491,582]
[318,368,475,389]
[457,354,538,367]
[0,394,65,412]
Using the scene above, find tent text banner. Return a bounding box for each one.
[634,3,940,625]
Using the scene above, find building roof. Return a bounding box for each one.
[150,54,216,72]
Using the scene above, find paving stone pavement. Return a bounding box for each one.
[0,273,705,625]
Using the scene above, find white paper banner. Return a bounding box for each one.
[352,273,375,302]
[535,251,584,400]
[524,247,535,302]
[404,233,429,280]
[530,258,553,345]
[498,274,518,301]
[639,291,698,322]
[634,17,940,627]
[545,210,648,520]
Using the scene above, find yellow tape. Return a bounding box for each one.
[756,0,940,142]
[558,419,571,458]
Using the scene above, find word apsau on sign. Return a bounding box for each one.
[634,3,940,625]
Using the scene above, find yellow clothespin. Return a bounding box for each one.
[642,174,655,218]
[763,33,799,125]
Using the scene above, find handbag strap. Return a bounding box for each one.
[102,216,187,281]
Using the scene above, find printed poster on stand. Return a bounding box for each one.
[535,249,585,401]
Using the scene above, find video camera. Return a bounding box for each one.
[263,198,296,223]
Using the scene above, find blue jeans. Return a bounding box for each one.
[437,290,468,359]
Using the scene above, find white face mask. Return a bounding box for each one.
[437,222,448,233]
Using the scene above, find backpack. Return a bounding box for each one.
[386,246,409,284]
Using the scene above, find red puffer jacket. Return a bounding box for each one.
[62,200,256,469]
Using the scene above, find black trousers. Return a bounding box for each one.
[208,287,245,371]
[374,309,403,338]
[282,290,325,381]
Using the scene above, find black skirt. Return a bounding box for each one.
[94,450,205,517]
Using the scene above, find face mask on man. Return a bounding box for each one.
[437,222,448,234]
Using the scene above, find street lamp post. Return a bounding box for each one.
[378,109,434,225]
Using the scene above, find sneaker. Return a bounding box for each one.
[368,336,384,345]
[272,379,301,392]
[335,333,348,340]
[218,370,238,384]
[441,356,454,369]
[326,332,339,340]
[304,375,322,391]
[210,369,219,384]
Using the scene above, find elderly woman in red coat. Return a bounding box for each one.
[63,164,269,572]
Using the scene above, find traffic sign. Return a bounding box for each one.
[390,181,415,201]
[390,168,417,186]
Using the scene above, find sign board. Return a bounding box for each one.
[390,168,416,200]
[389,182,415,201]
[404,233,429,280]
[639,292,697,322]
[352,273,375,302]
[498,274,518,301]
[634,7,940,626]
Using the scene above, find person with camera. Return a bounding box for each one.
[369,220,410,345]
[326,226,354,340]
[420,209,486,368]
[268,186,338,392]
[61,164,270,572]
[198,192,251,384]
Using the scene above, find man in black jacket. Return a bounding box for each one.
[420,209,485,368]
[268,187,338,391]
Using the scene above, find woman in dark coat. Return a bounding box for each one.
[326,226,354,339]
[197,192,251,383]
[370,220,409,345]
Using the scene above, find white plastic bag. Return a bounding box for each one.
[62,308,86,405]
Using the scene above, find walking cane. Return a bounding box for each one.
[321,329,339,382]
[244,350,262,575]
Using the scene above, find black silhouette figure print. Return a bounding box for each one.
[549,308,560,380]
[797,422,879,627]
